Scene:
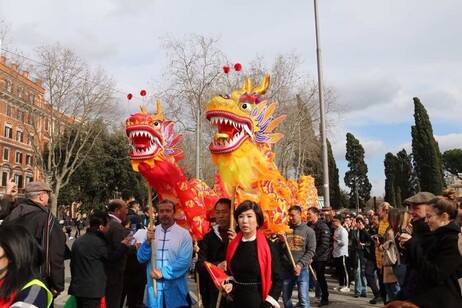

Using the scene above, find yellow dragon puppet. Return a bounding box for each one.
[206,75,318,234]
[126,100,219,240]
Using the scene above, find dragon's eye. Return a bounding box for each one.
[221,94,230,99]
[239,102,252,113]
[153,121,160,127]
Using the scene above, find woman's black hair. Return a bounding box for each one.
[234,200,264,229]
[0,224,43,301]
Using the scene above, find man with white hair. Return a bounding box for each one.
[3,181,66,304]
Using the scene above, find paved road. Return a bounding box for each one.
[55,242,380,308]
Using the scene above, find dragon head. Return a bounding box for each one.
[126,100,183,171]
[206,75,285,154]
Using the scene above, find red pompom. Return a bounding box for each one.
[223,65,230,74]
[140,90,147,97]
[234,63,242,71]
[127,93,133,100]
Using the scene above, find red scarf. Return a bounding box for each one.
[0,279,16,307]
[226,230,272,300]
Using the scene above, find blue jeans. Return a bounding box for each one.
[354,253,368,296]
[283,268,310,308]
[385,282,400,301]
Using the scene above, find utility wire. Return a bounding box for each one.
[1,47,150,105]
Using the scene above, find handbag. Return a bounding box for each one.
[381,239,399,267]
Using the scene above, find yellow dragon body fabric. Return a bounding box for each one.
[205,75,319,235]
[126,101,220,240]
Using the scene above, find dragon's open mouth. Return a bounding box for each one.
[127,127,163,159]
[206,111,253,153]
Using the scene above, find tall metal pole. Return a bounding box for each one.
[313,0,330,207]
[195,107,201,178]
[355,177,360,214]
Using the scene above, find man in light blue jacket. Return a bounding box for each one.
[137,199,193,308]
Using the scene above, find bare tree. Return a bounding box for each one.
[155,34,227,183]
[0,20,31,70]
[247,53,339,179]
[23,43,118,214]
[154,35,343,187]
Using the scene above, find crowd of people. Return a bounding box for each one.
[1,178,462,308]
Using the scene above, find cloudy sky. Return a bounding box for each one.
[1,0,461,198]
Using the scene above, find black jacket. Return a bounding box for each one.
[400,217,436,300]
[69,229,128,298]
[0,194,17,219]
[196,227,230,308]
[3,199,66,292]
[308,219,331,262]
[403,221,462,308]
[104,217,131,280]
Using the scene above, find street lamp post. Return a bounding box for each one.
[349,174,363,214]
[354,179,360,215]
[313,0,330,208]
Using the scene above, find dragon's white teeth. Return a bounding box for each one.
[243,125,253,138]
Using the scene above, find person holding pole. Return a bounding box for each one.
[278,205,316,308]
[196,198,235,308]
[137,199,193,308]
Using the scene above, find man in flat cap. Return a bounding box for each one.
[404,192,436,240]
[3,181,66,304]
[399,191,436,301]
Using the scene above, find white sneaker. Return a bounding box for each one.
[333,286,341,291]
[339,286,350,293]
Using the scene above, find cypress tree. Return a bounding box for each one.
[327,139,341,209]
[344,133,372,210]
[411,97,445,194]
[395,149,418,200]
[384,152,398,206]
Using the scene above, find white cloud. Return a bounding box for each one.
[436,133,462,152]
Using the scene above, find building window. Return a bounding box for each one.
[29,93,35,104]
[13,174,23,189]
[4,125,12,139]
[16,129,23,143]
[1,172,8,186]
[3,148,9,161]
[18,86,23,98]
[27,113,33,125]
[45,118,49,131]
[6,105,12,116]
[17,110,24,122]
[25,175,33,185]
[6,80,12,92]
[26,154,32,165]
[15,151,22,164]
[27,133,34,146]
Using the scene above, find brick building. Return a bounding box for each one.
[0,55,49,195]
